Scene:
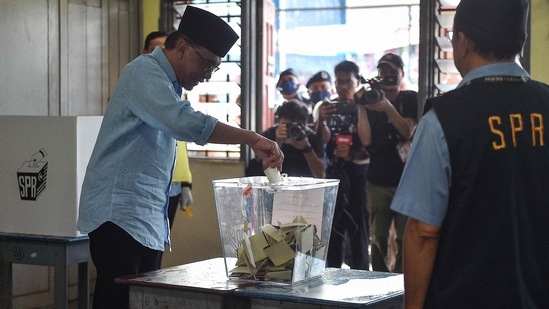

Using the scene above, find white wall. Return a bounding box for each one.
[0,0,139,307]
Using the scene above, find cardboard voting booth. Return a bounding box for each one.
[0,116,102,237]
[213,176,339,284]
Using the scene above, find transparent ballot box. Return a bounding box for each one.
[213,176,339,284]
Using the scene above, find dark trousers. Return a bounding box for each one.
[89,221,161,309]
[326,162,370,270]
[367,182,407,273]
[156,194,181,268]
[167,193,181,228]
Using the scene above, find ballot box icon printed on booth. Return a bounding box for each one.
[17,148,48,201]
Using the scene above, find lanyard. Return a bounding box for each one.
[466,75,529,86]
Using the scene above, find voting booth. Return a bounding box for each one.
[0,116,102,237]
[213,176,339,284]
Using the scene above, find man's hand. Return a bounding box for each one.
[287,135,311,151]
[403,218,440,309]
[365,90,393,113]
[318,101,336,123]
[334,144,352,160]
[275,123,288,145]
[250,134,284,170]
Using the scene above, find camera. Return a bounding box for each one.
[355,75,398,105]
[327,100,354,136]
[332,100,352,115]
[287,122,307,141]
[327,100,352,134]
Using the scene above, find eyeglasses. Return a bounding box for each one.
[188,44,220,74]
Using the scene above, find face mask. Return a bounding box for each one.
[278,80,298,95]
[309,91,331,103]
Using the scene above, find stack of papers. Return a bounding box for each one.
[229,215,325,282]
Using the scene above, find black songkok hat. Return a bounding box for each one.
[306,70,332,88]
[177,5,239,58]
[454,0,528,40]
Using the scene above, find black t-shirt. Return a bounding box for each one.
[366,90,418,187]
[261,125,324,177]
[325,101,365,163]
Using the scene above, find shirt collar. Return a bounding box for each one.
[457,61,530,88]
[151,46,178,85]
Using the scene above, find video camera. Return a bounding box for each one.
[355,75,398,105]
[332,100,352,115]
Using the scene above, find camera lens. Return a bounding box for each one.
[355,78,383,105]
[288,123,306,141]
[364,89,381,104]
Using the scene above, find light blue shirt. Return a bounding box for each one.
[390,61,530,226]
[77,47,218,250]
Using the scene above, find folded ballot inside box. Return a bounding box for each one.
[0,116,102,237]
[213,176,339,284]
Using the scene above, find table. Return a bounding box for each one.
[116,257,403,309]
[0,233,91,309]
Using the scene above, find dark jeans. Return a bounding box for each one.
[89,221,161,309]
[167,193,181,229]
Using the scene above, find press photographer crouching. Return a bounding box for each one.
[316,60,370,270]
[261,100,325,178]
[357,53,418,273]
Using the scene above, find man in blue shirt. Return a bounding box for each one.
[77,6,283,309]
[391,0,549,308]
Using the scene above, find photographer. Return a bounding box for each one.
[316,60,370,270]
[261,100,325,178]
[357,53,418,273]
[308,70,334,144]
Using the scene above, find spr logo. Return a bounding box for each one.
[17,148,48,201]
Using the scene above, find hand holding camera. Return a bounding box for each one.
[363,89,392,113]
[276,122,308,145]
[355,75,398,106]
[287,122,307,141]
[317,100,352,127]
[285,122,313,151]
[317,101,336,122]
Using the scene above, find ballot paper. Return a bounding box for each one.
[264,167,283,183]
[229,217,325,283]
[271,187,326,238]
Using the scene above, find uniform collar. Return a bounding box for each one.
[457,61,530,89]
